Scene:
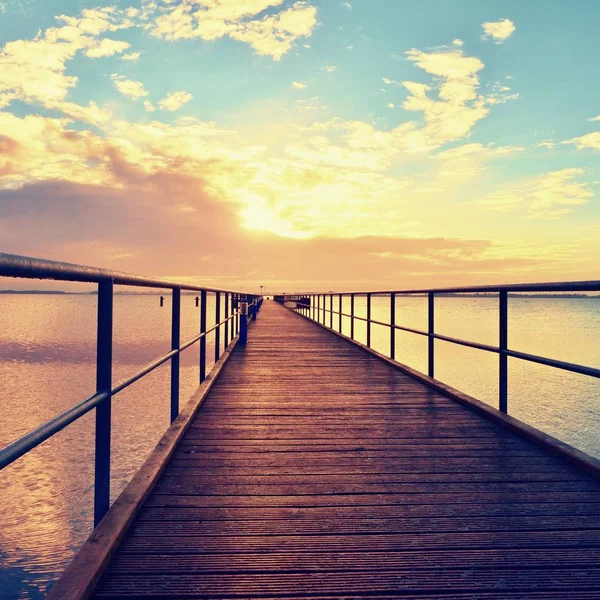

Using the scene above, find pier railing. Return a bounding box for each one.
[0,253,261,526]
[278,280,600,416]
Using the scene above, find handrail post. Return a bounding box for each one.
[329,294,333,329]
[232,294,238,337]
[350,293,355,340]
[428,292,435,378]
[170,287,181,423]
[199,289,207,383]
[390,293,396,360]
[338,294,342,332]
[215,292,221,361]
[316,294,319,322]
[224,293,229,348]
[499,290,508,413]
[312,295,315,320]
[239,299,248,344]
[94,279,113,527]
[367,293,372,347]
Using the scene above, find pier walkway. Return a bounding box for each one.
[85,301,600,597]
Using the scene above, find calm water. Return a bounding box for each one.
[1,294,599,598]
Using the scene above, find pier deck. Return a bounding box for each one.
[92,300,600,599]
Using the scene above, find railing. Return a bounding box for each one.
[277,280,600,415]
[0,253,262,526]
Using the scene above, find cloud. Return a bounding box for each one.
[0,7,132,110]
[292,81,307,89]
[143,100,156,112]
[0,178,537,288]
[589,115,600,122]
[401,49,489,152]
[158,90,193,111]
[387,103,394,108]
[322,65,337,73]
[435,143,523,182]
[121,51,141,61]
[475,168,593,219]
[111,74,148,99]
[563,131,600,150]
[85,38,131,58]
[144,0,318,61]
[481,18,516,43]
[452,39,463,47]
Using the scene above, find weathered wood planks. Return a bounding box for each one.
[92,300,600,598]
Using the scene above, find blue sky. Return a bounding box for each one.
[0,0,599,289]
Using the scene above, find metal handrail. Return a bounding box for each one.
[0,253,247,293]
[0,253,262,526]
[280,282,600,416]
[279,280,600,296]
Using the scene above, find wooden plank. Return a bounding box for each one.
[94,568,600,597]
[116,529,600,554]
[144,491,600,508]
[136,502,600,521]
[106,547,600,573]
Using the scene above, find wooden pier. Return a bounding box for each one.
[57,300,600,598]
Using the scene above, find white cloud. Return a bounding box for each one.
[121,51,141,61]
[145,0,318,61]
[292,81,308,89]
[535,140,555,149]
[452,39,464,47]
[481,18,516,43]
[85,38,130,58]
[563,131,600,150]
[475,168,592,219]
[401,49,489,152]
[435,143,524,182]
[322,65,337,73]
[0,7,133,110]
[111,74,148,99]
[387,103,395,108]
[158,90,193,111]
[342,2,352,8]
[589,115,600,122]
[143,100,156,112]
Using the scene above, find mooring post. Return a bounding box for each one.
[240,299,248,344]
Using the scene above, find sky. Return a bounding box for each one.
[0,0,599,292]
